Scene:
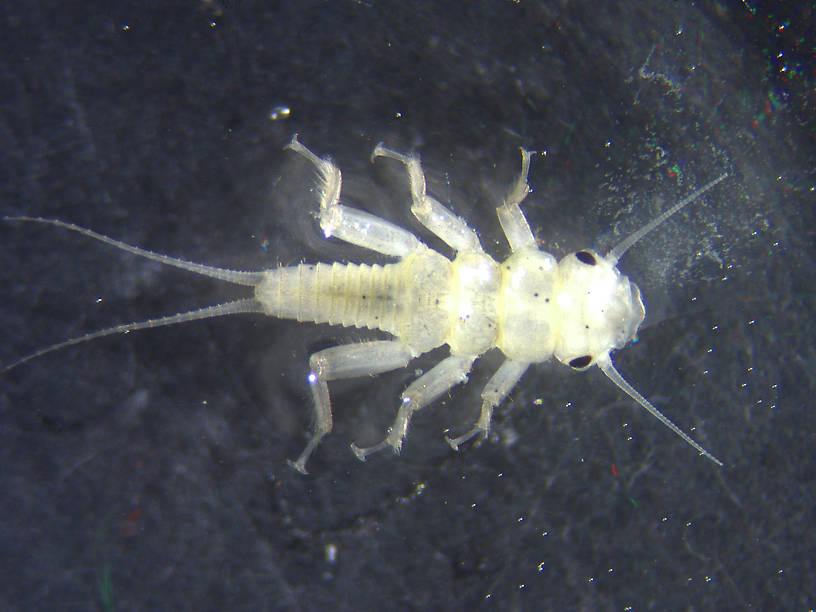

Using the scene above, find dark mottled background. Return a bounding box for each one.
[1,1,813,609]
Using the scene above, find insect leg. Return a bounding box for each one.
[495,148,537,252]
[288,340,415,474]
[286,135,425,257]
[350,353,476,461]
[371,143,483,253]
[446,358,529,450]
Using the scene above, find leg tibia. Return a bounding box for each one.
[286,135,424,257]
[372,143,482,253]
[286,134,342,213]
[446,359,529,450]
[351,353,476,462]
[496,148,537,252]
[287,340,414,474]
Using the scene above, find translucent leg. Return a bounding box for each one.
[287,340,415,474]
[286,135,425,257]
[446,359,529,450]
[371,143,483,253]
[496,148,537,252]
[351,353,476,461]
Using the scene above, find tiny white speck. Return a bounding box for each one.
[269,105,291,121]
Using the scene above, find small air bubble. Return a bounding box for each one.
[268,105,291,121]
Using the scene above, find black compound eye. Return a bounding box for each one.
[575,251,597,266]
[568,355,593,369]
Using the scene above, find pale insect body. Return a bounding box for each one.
[3,135,728,473]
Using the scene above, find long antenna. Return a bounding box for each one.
[606,173,728,265]
[597,354,723,466]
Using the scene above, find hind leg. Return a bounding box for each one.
[286,135,426,257]
[288,340,415,474]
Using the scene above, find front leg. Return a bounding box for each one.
[496,148,537,252]
[288,340,415,474]
[446,358,529,450]
[351,353,477,461]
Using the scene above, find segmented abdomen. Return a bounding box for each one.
[255,261,403,335]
